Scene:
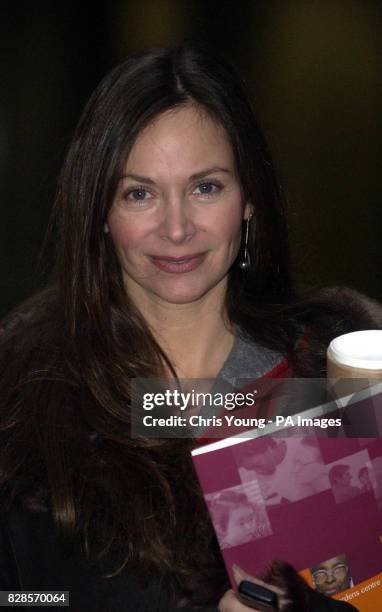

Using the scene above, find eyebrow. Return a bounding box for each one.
[315,562,346,571]
[119,166,231,184]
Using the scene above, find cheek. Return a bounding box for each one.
[213,211,243,248]
[107,216,144,254]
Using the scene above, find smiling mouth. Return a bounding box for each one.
[149,252,207,273]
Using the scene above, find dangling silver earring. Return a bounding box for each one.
[239,216,254,270]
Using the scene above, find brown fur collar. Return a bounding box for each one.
[292,287,382,377]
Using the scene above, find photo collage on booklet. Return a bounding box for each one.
[193,434,382,610]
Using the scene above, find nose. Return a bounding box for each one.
[158,195,196,244]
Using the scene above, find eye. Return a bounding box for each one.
[193,181,222,198]
[124,187,151,202]
[121,185,153,207]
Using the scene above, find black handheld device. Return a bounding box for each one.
[237,580,278,610]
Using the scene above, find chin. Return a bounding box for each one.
[153,287,210,304]
[150,277,223,304]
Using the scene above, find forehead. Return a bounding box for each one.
[124,104,235,175]
[318,556,346,570]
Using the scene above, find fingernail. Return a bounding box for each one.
[232,564,246,580]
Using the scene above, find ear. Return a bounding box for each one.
[243,202,254,221]
[103,223,109,234]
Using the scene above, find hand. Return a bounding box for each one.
[218,564,291,611]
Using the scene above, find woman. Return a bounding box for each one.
[0,44,378,610]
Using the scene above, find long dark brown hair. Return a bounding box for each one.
[0,44,304,604]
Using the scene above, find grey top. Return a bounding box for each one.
[191,331,286,429]
[216,328,284,385]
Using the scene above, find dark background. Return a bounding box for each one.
[1,0,381,317]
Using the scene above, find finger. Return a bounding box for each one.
[218,589,238,611]
[218,588,262,612]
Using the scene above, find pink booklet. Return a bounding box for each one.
[191,385,382,611]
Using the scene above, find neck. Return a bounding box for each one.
[130,283,235,378]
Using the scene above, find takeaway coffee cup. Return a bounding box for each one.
[327,331,382,436]
[327,330,382,387]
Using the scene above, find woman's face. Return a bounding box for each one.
[107,105,251,306]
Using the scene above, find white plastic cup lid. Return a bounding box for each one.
[327,330,382,370]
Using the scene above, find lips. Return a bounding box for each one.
[149,252,207,273]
